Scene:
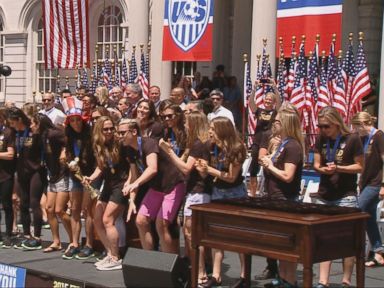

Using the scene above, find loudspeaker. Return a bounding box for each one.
[122,248,190,288]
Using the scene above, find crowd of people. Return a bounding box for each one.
[0,74,382,288]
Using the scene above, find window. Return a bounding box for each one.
[36,19,57,93]
[97,6,123,60]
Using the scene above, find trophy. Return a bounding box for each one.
[68,159,99,200]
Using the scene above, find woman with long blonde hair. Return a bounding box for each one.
[159,111,210,285]
[195,116,247,288]
[259,102,304,287]
[351,112,384,268]
[313,106,364,287]
[84,116,130,271]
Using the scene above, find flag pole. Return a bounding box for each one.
[242,53,248,143]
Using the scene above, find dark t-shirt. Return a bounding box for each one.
[360,130,384,188]
[102,144,130,190]
[0,127,16,182]
[146,121,164,140]
[260,130,272,150]
[253,108,276,145]
[44,128,67,183]
[16,129,43,176]
[208,143,244,189]
[187,140,211,194]
[314,133,363,201]
[264,138,303,200]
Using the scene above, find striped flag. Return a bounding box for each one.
[343,39,356,122]
[81,68,89,90]
[114,51,120,87]
[277,56,288,102]
[244,60,256,147]
[287,40,296,97]
[121,55,128,89]
[290,41,306,111]
[138,50,149,99]
[349,38,371,119]
[318,55,331,110]
[42,0,90,69]
[333,56,347,119]
[103,54,112,90]
[327,41,337,104]
[89,62,97,95]
[128,50,138,84]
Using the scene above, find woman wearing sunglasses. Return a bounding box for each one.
[63,97,97,260]
[259,103,304,288]
[30,114,71,253]
[351,112,384,268]
[195,116,247,288]
[313,106,364,288]
[84,116,130,271]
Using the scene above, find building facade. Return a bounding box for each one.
[0,0,382,125]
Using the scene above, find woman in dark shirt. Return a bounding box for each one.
[259,103,304,288]
[248,82,280,197]
[30,114,71,253]
[7,107,45,250]
[85,116,130,271]
[136,99,163,140]
[195,116,247,288]
[160,111,210,284]
[351,112,384,267]
[313,106,363,288]
[0,107,15,248]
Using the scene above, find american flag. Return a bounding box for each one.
[81,68,89,90]
[145,50,150,83]
[343,40,356,122]
[42,0,90,69]
[287,40,296,97]
[327,42,338,103]
[277,56,288,102]
[333,56,347,119]
[128,50,138,84]
[290,42,306,111]
[121,54,128,89]
[349,39,371,119]
[114,51,120,87]
[318,55,331,110]
[254,48,266,109]
[103,53,112,90]
[244,60,256,147]
[138,50,149,98]
[89,62,97,95]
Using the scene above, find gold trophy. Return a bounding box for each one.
[68,159,99,200]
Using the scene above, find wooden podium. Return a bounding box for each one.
[191,199,369,288]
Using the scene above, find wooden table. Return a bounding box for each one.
[191,199,369,288]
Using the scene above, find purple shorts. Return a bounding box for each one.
[138,182,186,222]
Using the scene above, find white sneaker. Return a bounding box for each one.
[96,257,122,271]
[94,255,111,267]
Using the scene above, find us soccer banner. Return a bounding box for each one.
[277,0,342,55]
[162,0,214,61]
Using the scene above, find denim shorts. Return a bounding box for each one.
[313,195,358,208]
[212,184,247,201]
[68,176,83,192]
[183,192,211,217]
[48,176,70,193]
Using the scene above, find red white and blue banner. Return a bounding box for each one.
[162,0,214,61]
[277,0,343,56]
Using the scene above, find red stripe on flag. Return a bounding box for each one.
[62,0,71,68]
[77,0,84,66]
[49,2,55,69]
[69,0,78,67]
[56,0,63,68]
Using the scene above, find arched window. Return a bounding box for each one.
[97,5,123,60]
[36,19,57,94]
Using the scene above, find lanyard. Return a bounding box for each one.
[271,138,289,163]
[16,129,29,157]
[364,128,376,154]
[170,130,180,156]
[136,136,145,173]
[326,134,342,163]
[214,145,225,171]
[73,139,81,160]
[107,156,115,174]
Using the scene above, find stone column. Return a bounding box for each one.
[378,10,384,130]
[127,0,149,49]
[2,32,28,105]
[149,0,172,99]
[250,0,277,81]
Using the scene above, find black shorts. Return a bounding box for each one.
[99,185,128,206]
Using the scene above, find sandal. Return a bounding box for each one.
[198,276,208,285]
[365,258,384,268]
[43,244,62,253]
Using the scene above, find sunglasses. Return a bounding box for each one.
[210,97,222,101]
[103,127,115,132]
[161,114,176,121]
[317,124,331,129]
[42,99,52,102]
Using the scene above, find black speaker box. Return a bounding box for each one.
[122,247,190,288]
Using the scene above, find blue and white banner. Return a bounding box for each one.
[0,263,26,288]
